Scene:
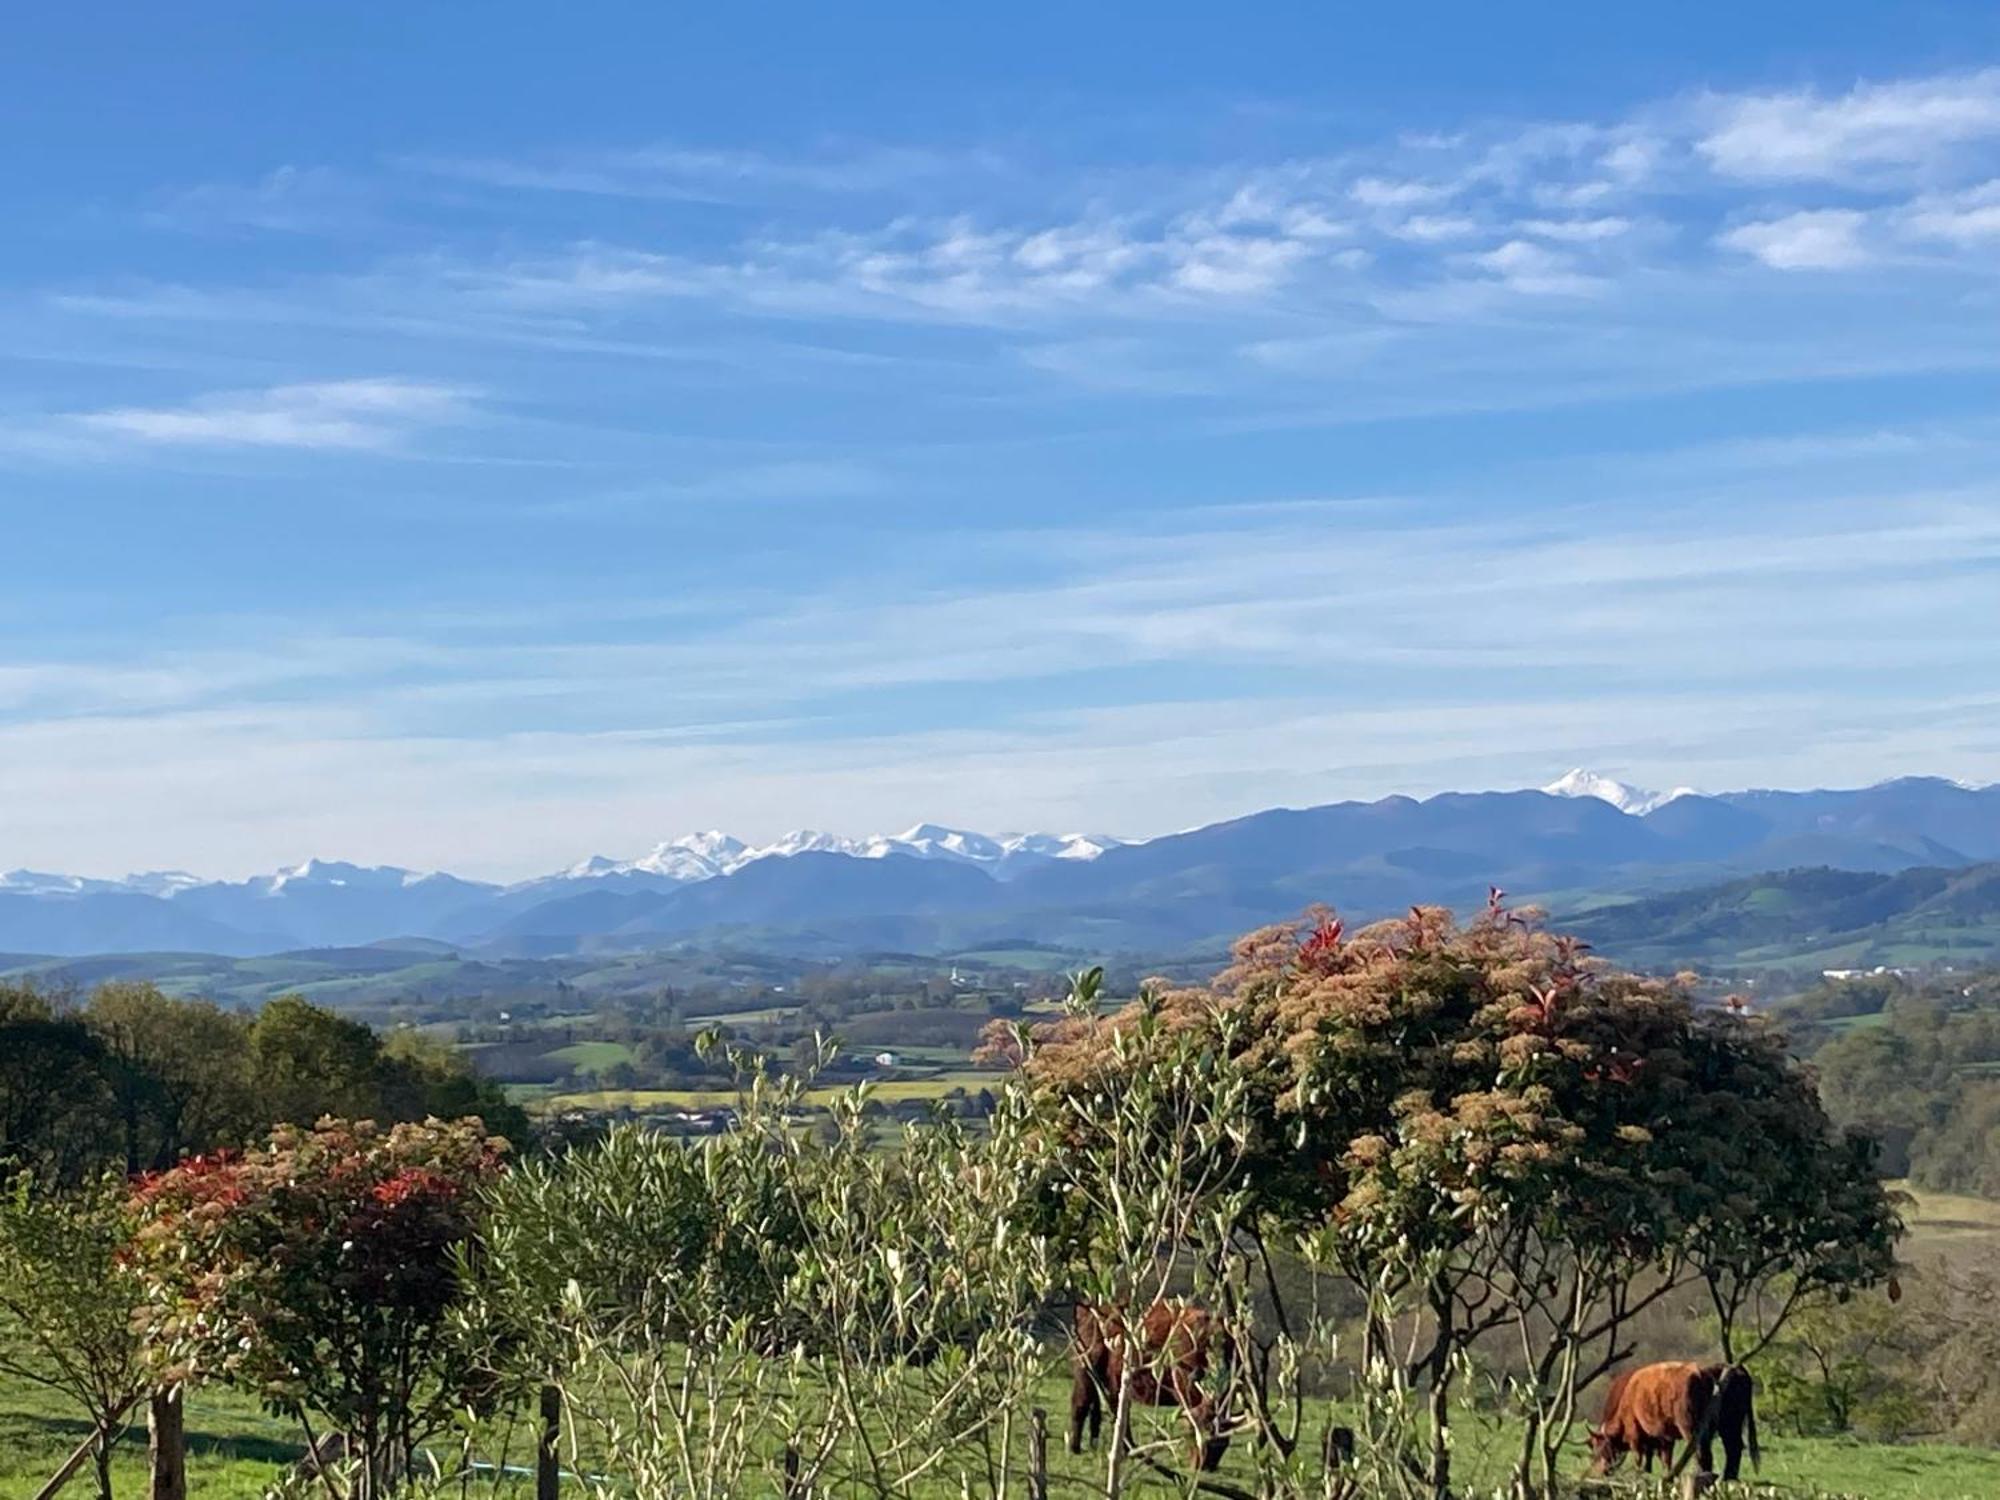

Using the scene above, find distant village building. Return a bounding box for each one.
[666,1108,735,1135]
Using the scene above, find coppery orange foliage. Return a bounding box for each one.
[984,902,1721,1241]
[989,903,1684,1096]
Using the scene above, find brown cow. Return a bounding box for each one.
[1068,1301,1231,1473]
[1589,1362,1711,1476]
[1589,1361,1759,1480]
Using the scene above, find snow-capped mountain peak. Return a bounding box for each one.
[668,830,750,864]
[269,857,356,891]
[755,829,859,861]
[1000,831,1121,861]
[518,823,1129,891]
[1541,768,1696,817]
[1,823,1132,919]
[124,870,204,898]
[627,840,735,881]
[265,858,437,893]
[862,824,1006,862]
[548,832,757,888]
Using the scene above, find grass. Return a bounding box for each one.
[544,1070,1004,1113]
[943,946,1085,971]
[1894,1183,2000,1274]
[3,1364,1998,1498]
[681,1004,802,1026]
[1439,1418,2000,1497]
[0,1374,299,1500]
[544,1039,635,1070]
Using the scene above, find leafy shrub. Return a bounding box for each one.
[128,1117,507,1499]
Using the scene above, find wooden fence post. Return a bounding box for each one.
[30,1433,100,1500]
[536,1384,561,1500]
[149,1388,187,1500]
[1027,1407,1049,1500]
[31,1397,138,1500]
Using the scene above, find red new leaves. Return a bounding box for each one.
[128,1117,505,1488]
[1296,910,1346,975]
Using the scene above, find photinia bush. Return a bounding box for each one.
[128,1116,506,1499]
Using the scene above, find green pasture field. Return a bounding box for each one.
[868,1043,975,1065]
[685,1004,803,1026]
[543,1039,636,1070]
[1893,1183,2000,1271]
[543,1068,1003,1113]
[942,946,1084,971]
[0,1376,299,1500]
[4,1361,1998,1499]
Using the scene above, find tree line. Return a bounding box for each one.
[0,981,527,1186]
[1800,974,2000,1196]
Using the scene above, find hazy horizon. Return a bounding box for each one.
[7,767,1995,886]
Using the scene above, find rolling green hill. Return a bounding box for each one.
[1566,863,2000,971]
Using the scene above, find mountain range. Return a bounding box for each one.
[4,773,1998,959]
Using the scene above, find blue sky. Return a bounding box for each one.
[6,3,2000,879]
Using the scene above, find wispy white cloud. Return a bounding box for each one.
[19,676,1998,882]
[1460,239,1602,295]
[1697,69,2000,183]
[1349,175,1456,208]
[1392,214,1481,243]
[1515,215,1633,242]
[405,142,1003,202]
[6,471,1998,877]
[146,165,373,235]
[1900,178,2000,243]
[408,74,2000,327]
[534,459,887,515]
[69,378,471,451]
[55,63,2000,361]
[1719,209,1873,270]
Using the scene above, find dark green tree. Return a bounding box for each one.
[0,983,112,1187]
[84,983,256,1173]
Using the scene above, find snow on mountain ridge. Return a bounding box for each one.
[0,868,124,897]
[1541,768,1698,817]
[5,826,1137,902]
[532,824,1129,888]
[265,858,433,894]
[122,870,205,898]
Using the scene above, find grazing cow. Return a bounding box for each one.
[1590,1363,1697,1474]
[1068,1301,1231,1473]
[1588,1361,1759,1480]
